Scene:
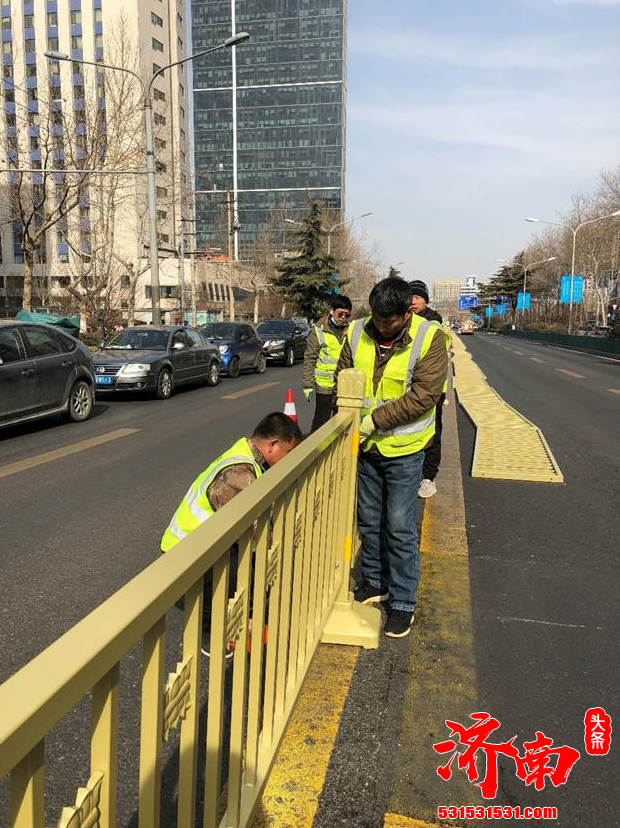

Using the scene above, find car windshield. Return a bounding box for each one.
[200,323,238,340]
[104,329,169,351]
[257,321,294,335]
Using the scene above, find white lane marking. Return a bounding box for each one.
[0,428,140,480]
[499,616,602,630]
[529,357,546,363]
[222,381,280,400]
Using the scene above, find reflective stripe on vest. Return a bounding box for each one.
[348,316,443,457]
[160,437,262,552]
[314,325,343,389]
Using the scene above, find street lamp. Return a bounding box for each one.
[525,211,620,333]
[45,31,250,325]
[498,256,556,324]
[285,211,372,255]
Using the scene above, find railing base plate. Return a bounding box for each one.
[321,594,381,649]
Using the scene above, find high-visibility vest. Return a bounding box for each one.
[348,315,445,457]
[314,324,344,390]
[160,437,262,552]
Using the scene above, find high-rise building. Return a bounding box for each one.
[0,0,190,319]
[432,279,464,305]
[191,0,346,257]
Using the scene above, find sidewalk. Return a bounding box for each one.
[252,386,480,828]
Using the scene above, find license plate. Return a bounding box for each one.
[96,375,114,385]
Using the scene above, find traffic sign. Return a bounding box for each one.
[485,307,493,318]
[458,295,478,311]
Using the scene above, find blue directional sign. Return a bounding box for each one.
[485,307,493,318]
[560,275,584,303]
[495,303,508,316]
[458,295,478,311]
[516,292,531,311]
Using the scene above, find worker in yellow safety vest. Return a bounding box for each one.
[161,412,302,553]
[302,295,352,432]
[334,277,449,639]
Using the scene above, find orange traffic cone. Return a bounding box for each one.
[284,388,298,422]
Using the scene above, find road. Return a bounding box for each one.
[0,366,311,682]
[459,332,618,825]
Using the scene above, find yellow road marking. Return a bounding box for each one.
[513,350,525,355]
[555,368,586,379]
[384,816,440,828]
[222,381,280,400]
[530,357,546,363]
[253,644,359,828]
[0,428,139,480]
[607,389,620,396]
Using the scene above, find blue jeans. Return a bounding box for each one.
[357,449,424,612]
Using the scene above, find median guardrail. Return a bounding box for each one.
[0,369,380,828]
[502,328,620,358]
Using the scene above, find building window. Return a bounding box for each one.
[153,87,165,102]
[151,11,163,26]
[154,112,165,125]
[27,87,37,100]
[157,232,170,244]
[46,11,57,25]
[26,64,37,77]
[23,14,34,27]
[47,37,59,50]
[94,8,102,22]
[157,209,167,220]
[176,12,182,25]
[177,36,183,52]
[179,83,184,97]
[180,128,185,141]
[3,65,13,78]
[71,35,82,49]
[70,10,81,24]
[152,37,163,52]
[24,38,36,52]
[94,34,102,47]
[179,106,185,120]
[156,185,167,197]
[2,42,12,54]
[152,63,161,74]
[2,17,11,29]
[156,161,167,173]
[180,150,186,163]
[155,137,166,150]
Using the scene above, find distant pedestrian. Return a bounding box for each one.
[335,278,449,638]
[408,280,447,499]
[302,295,352,433]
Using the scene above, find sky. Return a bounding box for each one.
[345,0,620,290]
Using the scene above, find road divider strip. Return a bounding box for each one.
[222,382,280,400]
[451,335,564,483]
[0,428,139,480]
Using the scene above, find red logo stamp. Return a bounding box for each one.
[584,707,611,755]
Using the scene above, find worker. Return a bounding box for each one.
[161,412,302,553]
[334,277,448,638]
[408,280,447,498]
[302,295,352,432]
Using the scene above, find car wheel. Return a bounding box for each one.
[254,353,267,374]
[285,347,295,367]
[66,379,93,422]
[205,361,220,386]
[228,356,241,379]
[156,368,173,399]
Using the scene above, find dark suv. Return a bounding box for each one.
[256,318,308,366]
[0,321,95,429]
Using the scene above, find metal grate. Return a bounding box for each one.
[451,335,563,484]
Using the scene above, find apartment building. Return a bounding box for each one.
[0,0,190,320]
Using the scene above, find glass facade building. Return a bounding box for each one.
[191,0,346,256]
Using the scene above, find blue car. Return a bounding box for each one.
[199,322,267,378]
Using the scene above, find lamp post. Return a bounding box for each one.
[498,256,556,324]
[45,31,249,325]
[285,211,372,255]
[526,211,620,333]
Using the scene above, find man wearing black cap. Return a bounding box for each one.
[409,281,445,498]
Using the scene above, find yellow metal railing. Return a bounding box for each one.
[0,369,380,828]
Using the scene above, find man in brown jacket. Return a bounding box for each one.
[334,278,448,637]
[302,295,352,432]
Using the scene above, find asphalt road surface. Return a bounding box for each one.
[459,332,618,826]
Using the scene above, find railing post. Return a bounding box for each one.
[322,368,381,649]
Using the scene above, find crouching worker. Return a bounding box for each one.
[160,411,302,553]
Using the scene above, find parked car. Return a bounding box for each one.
[0,320,95,429]
[256,318,308,366]
[199,321,266,378]
[92,326,220,399]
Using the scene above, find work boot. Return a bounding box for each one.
[418,478,437,498]
[384,609,415,638]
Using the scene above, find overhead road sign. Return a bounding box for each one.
[458,296,478,311]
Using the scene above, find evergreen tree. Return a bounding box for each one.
[272,201,344,319]
[478,255,526,307]
[388,265,402,278]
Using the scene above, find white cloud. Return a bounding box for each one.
[349,28,615,72]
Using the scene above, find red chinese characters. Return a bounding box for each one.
[433,713,581,799]
[584,707,612,755]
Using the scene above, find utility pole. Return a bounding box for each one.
[227,190,235,321]
[178,231,186,324]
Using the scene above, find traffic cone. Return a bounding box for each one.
[284,388,298,422]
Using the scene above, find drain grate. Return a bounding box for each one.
[451,336,563,483]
